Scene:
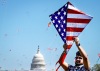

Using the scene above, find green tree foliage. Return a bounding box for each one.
[91,64,100,71]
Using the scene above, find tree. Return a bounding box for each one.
[91,64,100,71]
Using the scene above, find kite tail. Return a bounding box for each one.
[56,65,60,71]
[55,51,67,71]
[59,51,66,64]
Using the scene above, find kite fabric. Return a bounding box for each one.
[98,53,100,57]
[49,1,93,71]
[48,22,51,27]
[49,1,93,50]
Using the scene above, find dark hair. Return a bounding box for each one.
[76,51,81,56]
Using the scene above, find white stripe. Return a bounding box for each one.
[67,32,81,36]
[66,40,74,45]
[68,4,81,12]
[67,14,92,19]
[67,23,87,28]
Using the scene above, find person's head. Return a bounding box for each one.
[75,51,83,66]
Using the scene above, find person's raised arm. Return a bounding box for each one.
[74,37,90,70]
[59,44,68,71]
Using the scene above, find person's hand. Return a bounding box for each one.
[74,37,79,42]
[74,37,80,46]
[63,43,67,50]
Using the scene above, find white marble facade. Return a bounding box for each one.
[30,47,46,71]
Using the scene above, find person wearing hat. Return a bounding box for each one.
[59,37,90,71]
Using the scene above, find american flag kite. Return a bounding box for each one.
[49,2,93,51]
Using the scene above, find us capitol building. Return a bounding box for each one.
[1,47,46,71]
[30,47,46,71]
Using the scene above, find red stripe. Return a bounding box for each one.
[67,9,85,14]
[67,45,72,49]
[67,18,91,23]
[66,27,84,32]
[56,65,60,71]
[66,36,77,41]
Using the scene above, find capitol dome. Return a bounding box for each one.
[30,47,46,71]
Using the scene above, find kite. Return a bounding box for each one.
[97,53,100,63]
[98,53,100,57]
[48,22,52,27]
[49,1,93,71]
[4,33,8,37]
[9,49,11,51]
[47,47,57,51]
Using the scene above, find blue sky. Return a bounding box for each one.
[0,0,100,70]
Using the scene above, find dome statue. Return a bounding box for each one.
[30,46,46,71]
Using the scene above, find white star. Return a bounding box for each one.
[61,33,64,36]
[58,20,60,23]
[55,24,58,28]
[50,16,52,19]
[63,20,66,23]
[64,11,66,15]
[60,16,63,20]
[53,20,55,23]
[55,16,58,19]
[61,25,63,28]
[58,28,61,32]
[65,4,67,7]
[58,12,60,15]
[61,8,64,11]
[64,29,66,32]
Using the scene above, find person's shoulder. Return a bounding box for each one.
[81,65,91,71]
[68,64,74,69]
[68,64,74,67]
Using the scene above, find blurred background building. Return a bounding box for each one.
[30,47,46,71]
[0,47,46,71]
